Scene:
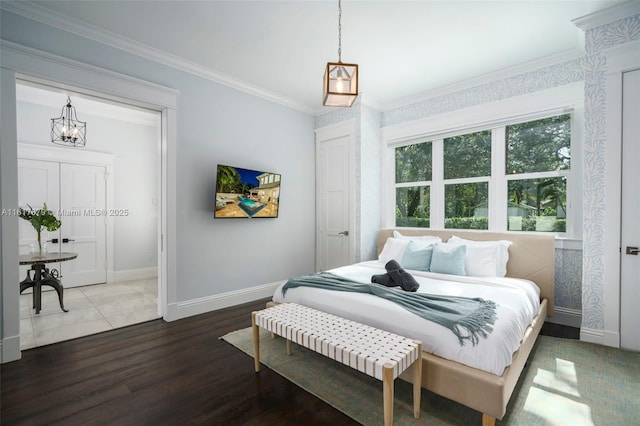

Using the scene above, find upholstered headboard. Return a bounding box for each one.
[377,229,555,316]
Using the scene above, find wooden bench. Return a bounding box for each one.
[252,303,422,426]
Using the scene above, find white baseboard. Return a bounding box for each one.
[580,327,603,344]
[1,334,22,363]
[546,306,582,328]
[111,267,158,283]
[164,280,285,321]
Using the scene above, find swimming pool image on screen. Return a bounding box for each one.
[215,165,281,218]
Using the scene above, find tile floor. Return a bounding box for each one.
[20,278,159,350]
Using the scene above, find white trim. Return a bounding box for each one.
[554,238,582,250]
[112,267,158,283]
[580,327,621,348]
[168,281,284,320]
[381,83,583,144]
[572,1,640,31]
[601,43,640,351]
[0,41,177,362]
[546,306,582,329]
[17,142,115,165]
[1,41,178,109]
[0,2,312,115]
[1,68,21,363]
[0,335,21,364]
[579,327,603,344]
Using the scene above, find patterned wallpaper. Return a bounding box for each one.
[382,58,584,128]
[582,14,640,330]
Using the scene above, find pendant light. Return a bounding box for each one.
[51,96,86,147]
[323,0,358,107]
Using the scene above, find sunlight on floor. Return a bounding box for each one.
[533,358,580,397]
[525,358,594,425]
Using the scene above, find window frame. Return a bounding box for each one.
[381,83,583,239]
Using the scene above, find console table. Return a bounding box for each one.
[252,302,422,425]
[19,252,77,314]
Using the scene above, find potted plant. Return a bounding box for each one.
[18,203,62,256]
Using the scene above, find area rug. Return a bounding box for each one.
[221,327,640,425]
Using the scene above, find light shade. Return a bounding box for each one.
[323,62,358,107]
[51,97,86,147]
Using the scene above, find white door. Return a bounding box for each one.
[58,163,107,287]
[17,159,60,282]
[17,159,107,288]
[317,134,353,271]
[621,68,640,351]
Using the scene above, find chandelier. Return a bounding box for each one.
[51,96,86,147]
[323,0,358,107]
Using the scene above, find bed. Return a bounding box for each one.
[271,228,554,425]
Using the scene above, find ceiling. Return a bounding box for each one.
[6,1,629,114]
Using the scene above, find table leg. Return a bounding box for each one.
[33,265,43,314]
[252,311,260,372]
[383,362,394,426]
[42,277,69,312]
[413,341,422,419]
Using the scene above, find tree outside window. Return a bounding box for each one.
[393,113,571,233]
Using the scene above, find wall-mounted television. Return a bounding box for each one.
[215,164,281,218]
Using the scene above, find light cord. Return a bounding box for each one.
[338,0,342,63]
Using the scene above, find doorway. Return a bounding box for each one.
[16,81,162,349]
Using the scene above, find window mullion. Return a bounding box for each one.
[490,127,507,231]
[431,139,444,229]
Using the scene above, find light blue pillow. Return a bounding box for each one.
[430,243,467,276]
[401,241,433,271]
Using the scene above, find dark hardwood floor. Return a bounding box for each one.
[1,298,579,426]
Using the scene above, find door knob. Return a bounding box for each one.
[62,238,75,243]
[626,246,639,255]
[338,231,349,236]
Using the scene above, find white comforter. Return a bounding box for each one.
[272,261,541,376]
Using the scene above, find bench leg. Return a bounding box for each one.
[286,339,292,355]
[413,341,422,419]
[383,362,394,426]
[251,311,260,372]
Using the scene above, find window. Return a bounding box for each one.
[393,113,572,233]
[506,114,570,232]
[443,130,491,229]
[395,143,432,227]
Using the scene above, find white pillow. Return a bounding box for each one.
[392,231,442,249]
[378,238,409,263]
[448,236,512,277]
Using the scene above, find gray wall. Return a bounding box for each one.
[1,9,316,304]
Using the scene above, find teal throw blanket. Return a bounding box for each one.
[283,272,497,347]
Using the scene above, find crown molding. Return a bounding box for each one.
[1,1,315,115]
[381,49,584,112]
[572,0,640,31]
[1,40,179,109]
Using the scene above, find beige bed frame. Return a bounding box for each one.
[377,229,555,425]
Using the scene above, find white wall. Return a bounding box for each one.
[16,97,159,273]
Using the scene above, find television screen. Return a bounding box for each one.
[215,164,281,218]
